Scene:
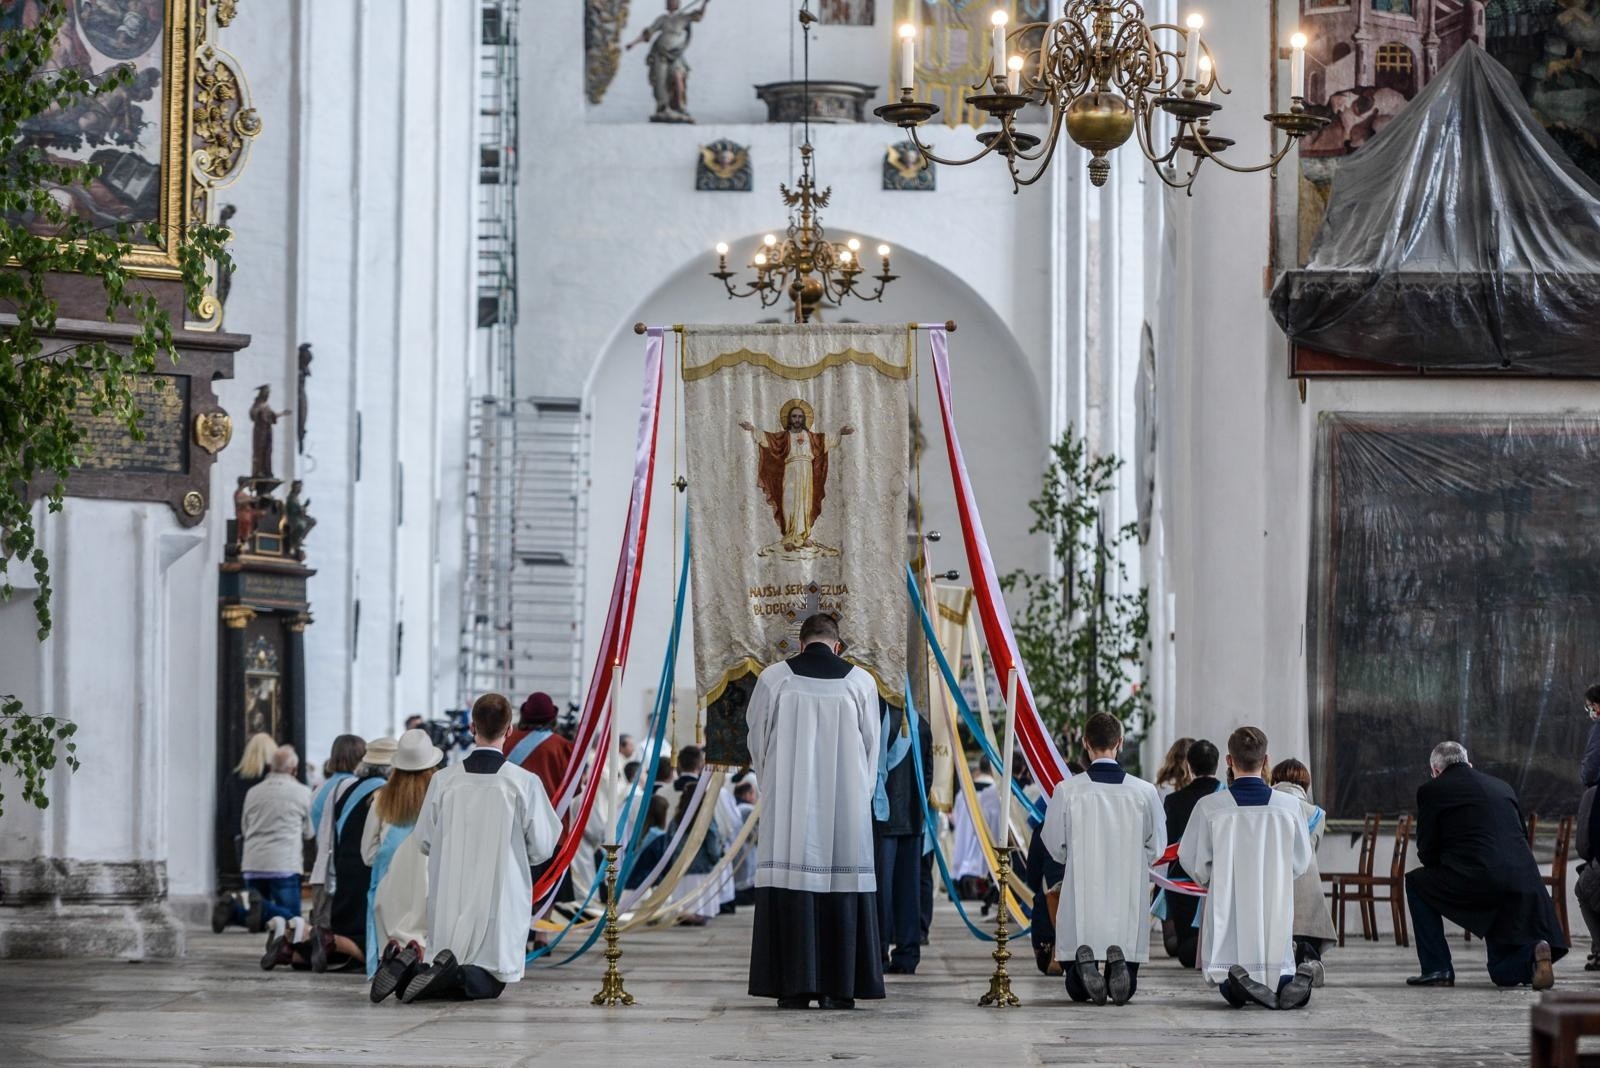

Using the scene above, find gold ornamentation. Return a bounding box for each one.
[585,0,632,105]
[182,490,205,516]
[886,141,927,181]
[592,843,636,1007]
[218,0,239,27]
[221,604,256,629]
[682,345,911,383]
[978,848,1022,1007]
[286,612,312,634]
[193,411,233,454]
[698,142,747,181]
[193,48,260,182]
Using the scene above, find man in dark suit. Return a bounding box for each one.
[1162,738,1221,967]
[1405,740,1567,988]
[872,700,933,974]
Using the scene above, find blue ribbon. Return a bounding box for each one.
[507,729,555,768]
[310,771,353,833]
[904,567,1045,822]
[872,708,913,822]
[528,511,691,966]
[907,673,1030,942]
[364,822,414,976]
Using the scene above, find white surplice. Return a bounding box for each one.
[1177,787,1313,984]
[1042,768,1165,962]
[715,786,741,905]
[746,661,880,893]
[949,777,997,881]
[414,759,561,983]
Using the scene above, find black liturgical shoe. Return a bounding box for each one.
[1074,945,1107,1006]
[1227,965,1280,1009]
[1405,970,1455,987]
[776,996,811,1009]
[818,997,855,1010]
[1104,946,1132,1006]
[1277,964,1316,1010]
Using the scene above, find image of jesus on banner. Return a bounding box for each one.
[739,398,854,559]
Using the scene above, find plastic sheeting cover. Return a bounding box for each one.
[1271,44,1600,374]
[1307,414,1600,819]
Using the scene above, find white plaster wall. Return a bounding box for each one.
[0,1,478,904]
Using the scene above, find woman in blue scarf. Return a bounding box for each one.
[365,729,443,1002]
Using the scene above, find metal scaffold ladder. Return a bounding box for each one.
[458,0,588,710]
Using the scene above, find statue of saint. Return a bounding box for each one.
[248,384,289,480]
[739,398,853,558]
[626,0,711,123]
[284,480,317,561]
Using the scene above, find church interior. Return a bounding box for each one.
[3,0,1600,1063]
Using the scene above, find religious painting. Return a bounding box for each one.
[818,0,874,25]
[1307,415,1600,820]
[892,0,1020,128]
[683,325,913,765]
[695,139,752,191]
[4,0,199,277]
[1282,0,1600,264]
[243,634,282,740]
[883,139,935,190]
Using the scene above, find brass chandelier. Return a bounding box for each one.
[877,3,1328,193]
[711,4,897,323]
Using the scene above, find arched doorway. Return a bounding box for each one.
[578,236,1050,742]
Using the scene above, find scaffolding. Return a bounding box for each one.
[458,0,588,709]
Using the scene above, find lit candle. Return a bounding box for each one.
[1183,12,1203,83]
[1197,54,1213,96]
[899,23,917,93]
[1000,666,1019,856]
[991,9,1008,79]
[1290,31,1307,100]
[1007,53,1023,95]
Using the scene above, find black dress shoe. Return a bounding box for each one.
[1074,945,1107,1006]
[309,927,329,974]
[211,894,236,934]
[1277,963,1316,1010]
[371,944,421,1004]
[401,950,462,1004]
[818,996,855,1010]
[776,996,812,1009]
[1227,965,1280,1009]
[1405,970,1455,987]
[1105,946,1132,1006]
[886,961,915,975]
[244,891,264,934]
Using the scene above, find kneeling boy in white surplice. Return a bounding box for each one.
[1178,725,1318,1010]
[1041,712,1165,1005]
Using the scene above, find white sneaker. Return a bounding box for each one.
[1304,959,1325,988]
[264,915,287,947]
[288,916,308,944]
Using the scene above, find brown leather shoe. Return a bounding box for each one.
[1532,940,1555,991]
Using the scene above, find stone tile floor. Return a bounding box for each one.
[0,906,1589,1067]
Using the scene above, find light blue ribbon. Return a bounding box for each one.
[507,728,554,768]
[528,511,690,966]
[904,566,1046,822]
[334,777,385,839]
[310,771,353,833]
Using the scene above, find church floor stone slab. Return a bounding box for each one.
[0,904,1587,1066]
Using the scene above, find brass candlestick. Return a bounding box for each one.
[592,843,635,1007]
[978,848,1022,1007]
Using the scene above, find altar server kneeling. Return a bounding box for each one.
[746,613,884,1010]
[1178,726,1319,1010]
[1041,712,1165,1005]
[401,693,562,1002]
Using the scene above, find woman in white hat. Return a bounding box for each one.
[365,728,444,1002]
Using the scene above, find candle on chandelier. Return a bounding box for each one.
[1197,54,1213,96]
[715,241,729,264]
[877,243,891,261]
[990,9,1008,79]
[1182,12,1204,83]
[763,233,778,247]
[1007,54,1023,95]
[899,23,917,93]
[1290,31,1307,100]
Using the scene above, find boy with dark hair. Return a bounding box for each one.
[1040,712,1164,1005]
[1179,725,1317,1010]
[400,693,562,1002]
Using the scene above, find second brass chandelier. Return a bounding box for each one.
[877,2,1329,193]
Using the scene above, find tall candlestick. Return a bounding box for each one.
[990,9,1008,79]
[1000,665,1018,851]
[609,660,623,836]
[1182,12,1203,83]
[899,23,916,93]
[1290,31,1307,100]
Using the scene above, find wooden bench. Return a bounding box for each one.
[1531,993,1600,1068]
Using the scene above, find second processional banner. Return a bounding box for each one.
[683,324,912,765]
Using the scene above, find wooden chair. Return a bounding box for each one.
[1330,813,1413,947]
[1530,992,1600,1068]
[1322,813,1380,947]
[1530,813,1542,849]
[1547,815,1575,944]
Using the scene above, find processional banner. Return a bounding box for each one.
[683,325,913,766]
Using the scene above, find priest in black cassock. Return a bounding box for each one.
[746,613,885,1009]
